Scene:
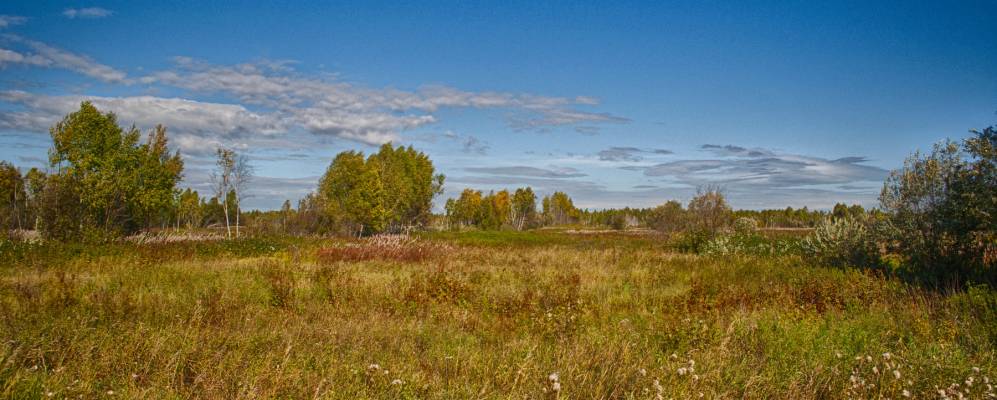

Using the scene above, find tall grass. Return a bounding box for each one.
[0,233,993,398]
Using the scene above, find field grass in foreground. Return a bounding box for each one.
[1,232,995,399]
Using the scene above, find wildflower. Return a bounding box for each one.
[692,374,700,381]
[367,363,381,372]
[46,392,54,397]
[670,353,678,360]
[866,355,873,362]
[972,367,981,373]
[107,390,115,396]
[391,379,403,386]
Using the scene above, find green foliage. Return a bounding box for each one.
[511,187,538,230]
[369,143,445,228]
[4,233,994,398]
[879,127,997,284]
[733,206,827,228]
[647,200,686,233]
[541,191,578,225]
[445,187,537,230]
[687,186,731,233]
[801,217,880,268]
[701,221,801,257]
[39,102,183,240]
[0,161,28,230]
[732,216,758,235]
[318,144,441,235]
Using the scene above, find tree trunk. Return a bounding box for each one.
[222,201,231,239]
[235,208,240,238]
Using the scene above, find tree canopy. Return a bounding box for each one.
[42,102,184,239]
[317,143,443,235]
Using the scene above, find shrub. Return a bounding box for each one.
[801,217,880,268]
[316,234,450,263]
[732,217,758,235]
[259,260,295,308]
[878,127,997,285]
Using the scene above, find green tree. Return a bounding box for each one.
[24,168,46,230]
[44,102,183,239]
[369,143,444,230]
[880,127,997,284]
[511,187,537,230]
[687,187,731,234]
[646,200,686,233]
[0,162,27,230]
[448,189,484,228]
[318,151,390,235]
[542,191,578,226]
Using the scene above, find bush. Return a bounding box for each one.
[878,128,997,285]
[801,217,880,268]
[732,217,758,235]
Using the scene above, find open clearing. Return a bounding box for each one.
[1,231,994,399]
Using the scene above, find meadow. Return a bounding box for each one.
[1,231,994,399]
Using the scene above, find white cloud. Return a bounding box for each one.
[142,58,628,142]
[0,15,27,29]
[0,48,51,67]
[624,145,888,190]
[62,8,113,19]
[0,90,284,149]
[2,36,128,83]
[22,39,128,82]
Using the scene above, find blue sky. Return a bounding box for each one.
[1,1,995,210]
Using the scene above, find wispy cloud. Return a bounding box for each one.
[141,57,627,144]
[460,135,490,155]
[0,90,285,157]
[0,15,27,29]
[464,166,587,178]
[62,8,113,19]
[700,144,774,158]
[0,48,51,67]
[624,144,888,191]
[597,146,673,162]
[2,36,128,83]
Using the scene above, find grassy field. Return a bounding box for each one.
[1,232,995,399]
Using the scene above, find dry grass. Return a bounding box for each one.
[0,232,994,398]
[316,234,453,263]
